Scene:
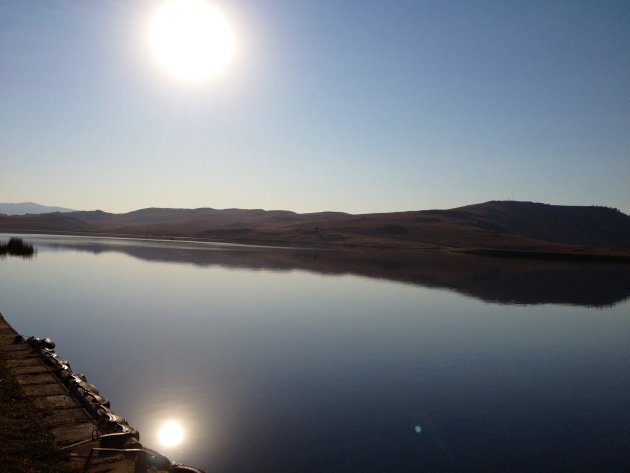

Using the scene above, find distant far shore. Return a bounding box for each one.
[2,228,630,264]
[1,201,629,262]
[457,248,630,264]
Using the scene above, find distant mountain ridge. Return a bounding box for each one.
[1,201,629,256]
[0,202,74,215]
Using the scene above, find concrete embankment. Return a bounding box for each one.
[0,312,204,473]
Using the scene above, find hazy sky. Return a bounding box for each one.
[1,0,629,214]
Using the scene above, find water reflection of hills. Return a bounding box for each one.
[47,239,630,308]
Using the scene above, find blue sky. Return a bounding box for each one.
[1,0,629,214]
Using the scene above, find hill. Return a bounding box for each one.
[0,201,629,258]
[0,202,74,215]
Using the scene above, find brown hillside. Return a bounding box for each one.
[1,201,629,256]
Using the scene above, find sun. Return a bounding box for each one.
[148,0,236,82]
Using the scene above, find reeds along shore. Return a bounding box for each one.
[0,237,35,256]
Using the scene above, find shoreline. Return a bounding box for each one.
[0,312,205,473]
[2,229,630,264]
[456,248,630,264]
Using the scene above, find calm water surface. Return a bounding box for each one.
[1,234,629,472]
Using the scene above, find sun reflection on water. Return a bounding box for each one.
[158,420,185,447]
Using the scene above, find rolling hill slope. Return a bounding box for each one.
[1,201,629,255]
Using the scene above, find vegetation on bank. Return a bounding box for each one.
[0,237,35,257]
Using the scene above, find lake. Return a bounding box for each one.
[1,234,629,472]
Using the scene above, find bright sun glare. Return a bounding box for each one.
[158,420,185,447]
[148,0,235,82]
